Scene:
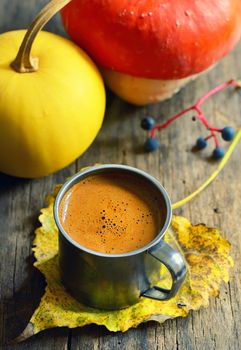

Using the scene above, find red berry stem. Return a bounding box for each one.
[205,134,214,141]
[194,106,209,128]
[150,106,193,138]
[209,127,222,132]
[150,79,240,147]
[195,79,239,107]
[195,106,219,146]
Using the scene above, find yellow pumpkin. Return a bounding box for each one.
[0,2,105,178]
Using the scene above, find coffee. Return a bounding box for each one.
[59,172,163,254]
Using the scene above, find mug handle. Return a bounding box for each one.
[142,240,187,300]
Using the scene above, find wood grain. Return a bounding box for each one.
[1,1,241,349]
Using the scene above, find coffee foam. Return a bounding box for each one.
[59,172,163,254]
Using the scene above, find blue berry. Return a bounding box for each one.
[196,137,208,150]
[141,116,156,130]
[221,126,235,141]
[213,147,225,159]
[145,138,159,152]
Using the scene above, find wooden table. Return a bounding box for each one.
[1,1,241,349]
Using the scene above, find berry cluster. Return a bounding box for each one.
[141,80,240,159]
[196,127,235,159]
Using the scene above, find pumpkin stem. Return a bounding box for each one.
[11,0,72,73]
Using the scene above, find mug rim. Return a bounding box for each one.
[54,164,172,258]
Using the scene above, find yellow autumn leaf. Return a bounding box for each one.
[17,186,233,341]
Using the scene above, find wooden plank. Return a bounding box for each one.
[0,170,76,349]
[1,0,241,349]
